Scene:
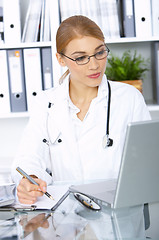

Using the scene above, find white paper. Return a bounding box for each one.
[35,185,70,210]
[14,184,70,210]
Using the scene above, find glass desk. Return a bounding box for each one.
[0,192,157,240]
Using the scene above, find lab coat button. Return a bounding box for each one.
[58,139,62,143]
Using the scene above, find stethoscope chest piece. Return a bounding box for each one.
[103,135,108,148]
[102,135,113,148]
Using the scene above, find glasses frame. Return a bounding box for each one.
[60,44,110,65]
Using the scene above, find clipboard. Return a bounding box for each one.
[0,185,70,212]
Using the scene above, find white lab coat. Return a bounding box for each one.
[11,75,151,185]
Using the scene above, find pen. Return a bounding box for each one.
[16,167,54,200]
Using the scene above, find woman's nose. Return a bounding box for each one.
[88,56,99,69]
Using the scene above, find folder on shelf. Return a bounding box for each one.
[23,48,43,112]
[39,0,45,42]
[41,47,53,90]
[151,42,159,105]
[0,0,4,43]
[151,0,159,37]
[3,0,21,43]
[7,49,27,112]
[122,0,135,37]
[134,0,152,38]
[40,0,51,42]
[84,0,102,30]
[100,0,120,39]
[59,0,72,21]
[0,50,10,115]
[99,0,111,38]
[22,0,43,42]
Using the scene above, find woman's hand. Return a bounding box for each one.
[20,213,49,234]
[17,176,47,204]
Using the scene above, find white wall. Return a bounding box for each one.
[0,117,28,175]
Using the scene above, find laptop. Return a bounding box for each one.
[69,120,159,209]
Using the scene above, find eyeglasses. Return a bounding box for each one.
[60,45,110,65]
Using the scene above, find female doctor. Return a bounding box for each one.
[11,15,151,204]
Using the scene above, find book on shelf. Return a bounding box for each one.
[85,0,102,30]
[59,0,120,39]
[22,0,43,42]
[99,0,111,38]
[105,0,120,39]
[59,0,74,21]
[42,0,51,41]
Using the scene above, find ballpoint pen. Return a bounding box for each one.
[16,167,54,200]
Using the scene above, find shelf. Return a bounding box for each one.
[1,37,159,49]
[148,104,159,111]
[106,36,159,44]
[0,41,52,50]
[0,112,30,119]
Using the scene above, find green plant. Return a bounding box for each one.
[105,50,149,81]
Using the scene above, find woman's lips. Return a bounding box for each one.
[87,72,101,79]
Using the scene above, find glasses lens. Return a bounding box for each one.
[95,49,109,60]
[76,56,89,65]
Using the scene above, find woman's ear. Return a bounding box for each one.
[56,53,66,67]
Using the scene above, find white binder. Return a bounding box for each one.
[23,48,43,112]
[151,0,159,37]
[7,49,27,112]
[0,50,10,115]
[134,0,152,38]
[3,0,21,43]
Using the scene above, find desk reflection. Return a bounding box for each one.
[0,195,146,240]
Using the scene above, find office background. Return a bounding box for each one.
[0,0,159,237]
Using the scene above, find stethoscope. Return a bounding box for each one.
[102,81,113,148]
[43,81,113,149]
[42,81,113,179]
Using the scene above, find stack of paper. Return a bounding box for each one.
[0,183,15,207]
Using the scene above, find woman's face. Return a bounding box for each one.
[57,36,107,89]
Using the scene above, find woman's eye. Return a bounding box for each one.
[75,56,87,62]
[96,50,105,56]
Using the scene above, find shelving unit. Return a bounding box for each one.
[106,36,159,44]
[0,0,159,176]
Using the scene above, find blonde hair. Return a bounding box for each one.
[56,15,105,83]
